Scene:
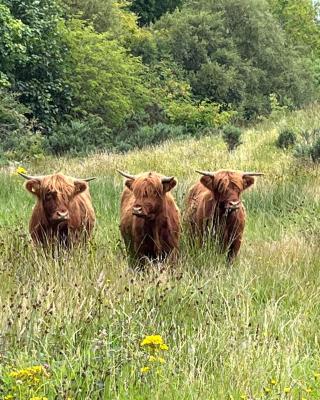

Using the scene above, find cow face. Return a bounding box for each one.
[123,172,176,220]
[25,175,88,224]
[199,171,256,212]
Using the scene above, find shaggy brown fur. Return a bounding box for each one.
[119,172,180,265]
[24,173,95,246]
[185,170,256,262]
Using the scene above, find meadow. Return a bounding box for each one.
[0,106,320,399]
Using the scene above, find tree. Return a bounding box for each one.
[62,19,150,128]
[154,0,317,119]
[268,0,320,56]
[130,0,184,25]
[0,0,71,129]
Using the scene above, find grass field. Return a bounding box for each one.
[0,105,320,400]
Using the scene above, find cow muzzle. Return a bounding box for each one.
[56,210,70,221]
[132,206,145,217]
[223,200,241,217]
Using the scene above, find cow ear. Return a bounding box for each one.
[125,179,134,190]
[242,175,255,190]
[74,180,88,194]
[200,175,214,191]
[163,178,177,192]
[25,179,41,196]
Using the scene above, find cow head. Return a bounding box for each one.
[118,170,176,220]
[196,169,263,214]
[19,172,95,224]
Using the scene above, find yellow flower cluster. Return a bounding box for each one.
[140,335,169,375]
[9,365,48,385]
[140,335,169,350]
[16,166,27,175]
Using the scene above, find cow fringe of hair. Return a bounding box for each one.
[133,175,163,198]
[41,174,75,197]
[214,171,244,193]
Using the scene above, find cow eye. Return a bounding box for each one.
[45,192,54,200]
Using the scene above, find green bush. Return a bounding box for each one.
[276,129,297,149]
[0,90,45,161]
[294,128,320,163]
[166,101,234,133]
[222,125,242,151]
[114,123,186,152]
[46,116,112,155]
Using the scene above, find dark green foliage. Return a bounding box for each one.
[0,90,45,160]
[276,129,297,149]
[114,123,185,152]
[294,128,320,163]
[222,125,242,151]
[1,0,71,129]
[131,0,184,25]
[0,0,319,159]
[154,0,317,119]
[46,117,111,155]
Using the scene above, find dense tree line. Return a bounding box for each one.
[0,0,319,160]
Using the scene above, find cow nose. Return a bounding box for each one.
[228,200,241,209]
[133,206,143,215]
[57,210,69,220]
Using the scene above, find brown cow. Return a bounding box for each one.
[185,170,263,262]
[118,170,180,266]
[19,172,96,247]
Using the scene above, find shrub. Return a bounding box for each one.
[3,130,45,161]
[222,125,242,151]
[166,101,234,133]
[276,129,297,149]
[114,123,186,152]
[0,90,46,161]
[46,116,112,155]
[294,128,320,163]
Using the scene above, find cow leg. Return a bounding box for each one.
[226,235,242,263]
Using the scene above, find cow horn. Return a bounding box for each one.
[117,170,136,180]
[161,176,174,183]
[18,172,44,180]
[242,172,264,176]
[195,170,215,177]
[79,177,96,182]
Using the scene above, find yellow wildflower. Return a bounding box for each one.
[4,395,14,400]
[141,335,164,347]
[313,371,320,379]
[140,366,150,374]
[305,387,312,393]
[264,387,271,393]
[270,378,277,385]
[240,395,247,400]
[9,365,48,385]
[148,355,157,362]
[160,343,169,351]
[16,166,27,175]
[284,387,291,393]
[157,357,166,364]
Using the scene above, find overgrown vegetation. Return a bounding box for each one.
[222,125,243,151]
[0,0,319,160]
[0,106,320,399]
[276,129,297,149]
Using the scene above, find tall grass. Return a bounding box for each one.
[0,105,320,399]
